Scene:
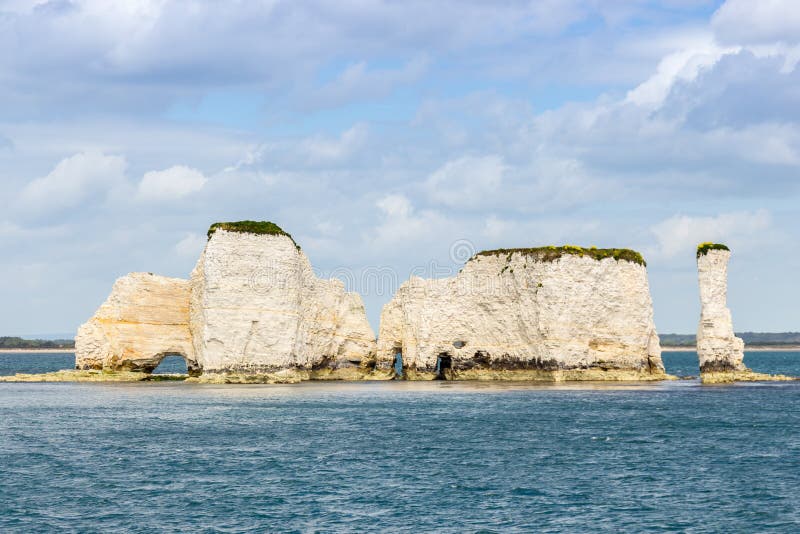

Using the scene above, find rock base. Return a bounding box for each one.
[400,368,675,381]
[0,370,187,382]
[700,370,797,384]
[189,367,394,384]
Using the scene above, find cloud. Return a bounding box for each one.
[625,38,736,109]
[300,123,369,164]
[649,210,771,259]
[663,51,800,130]
[306,56,429,110]
[0,0,594,119]
[426,155,505,208]
[138,165,207,200]
[712,0,800,46]
[20,151,126,211]
[376,193,413,218]
[370,193,455,258]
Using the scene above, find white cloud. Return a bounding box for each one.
[138,165,207,200]
[376,193,413,218]
[625,38,737,109]
[371,193,453,256]
[300,124,368,163]
[650,210,771,259]
[712,0,800,46]
[20,151,126,210]
[426,155,505,208]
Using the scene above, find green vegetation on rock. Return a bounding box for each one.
[474,245,646,267]
[696,242,729,258]
[207,221,298,248]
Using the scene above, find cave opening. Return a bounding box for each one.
[435,354,452,380]
[393,351,404,379]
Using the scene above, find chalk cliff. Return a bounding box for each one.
[188,223,377,380]
[377,247,666,381]
[74,273,199,374]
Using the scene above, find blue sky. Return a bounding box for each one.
[2,0,800,335]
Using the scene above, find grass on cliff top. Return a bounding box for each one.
[696,242,729,258]
[473,245,647,267]
[207,221,299,248]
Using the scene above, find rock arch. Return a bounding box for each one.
[149,351,201,377]
[75,273,196,374]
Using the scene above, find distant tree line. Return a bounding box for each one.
[0,337,75,349]
[661,332,800,347]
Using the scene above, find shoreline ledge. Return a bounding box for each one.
[700,371,797,384]
[0,368,681,383]
[0,370,186,382]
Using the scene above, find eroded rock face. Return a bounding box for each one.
[696,248,746,374]
[75,273,198,374]
[189,229,377,377]
[377,251,665,380]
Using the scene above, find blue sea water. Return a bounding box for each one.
[1,351,799,532]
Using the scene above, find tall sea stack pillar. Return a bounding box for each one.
[696,243,746,375]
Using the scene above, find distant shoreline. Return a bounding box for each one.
[0,348,75,353]
[662,345,800,352]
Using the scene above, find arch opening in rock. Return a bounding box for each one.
[152,354,188,375]
[435,354,452,380]
[149,352,201,377]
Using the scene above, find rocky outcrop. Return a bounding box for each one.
[694,243,795,383]
[377,247,667,381]
[75,273,199,374]
[73,227,679,383]
[75,222,377,381]
[696,244,745,376]
[189,226,377,380]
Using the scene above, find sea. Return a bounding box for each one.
[1,351,798,532]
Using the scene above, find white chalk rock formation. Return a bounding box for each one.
[696,245,746,374]
[189,224,376,377]
[377,247,665,380]
[75,273,198,373]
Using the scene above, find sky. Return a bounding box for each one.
[1,0,800,337]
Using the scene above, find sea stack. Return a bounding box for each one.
[377,246,667,381]
[695,243,746,379]
[189,222,377,380]
[75,221,378,382]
